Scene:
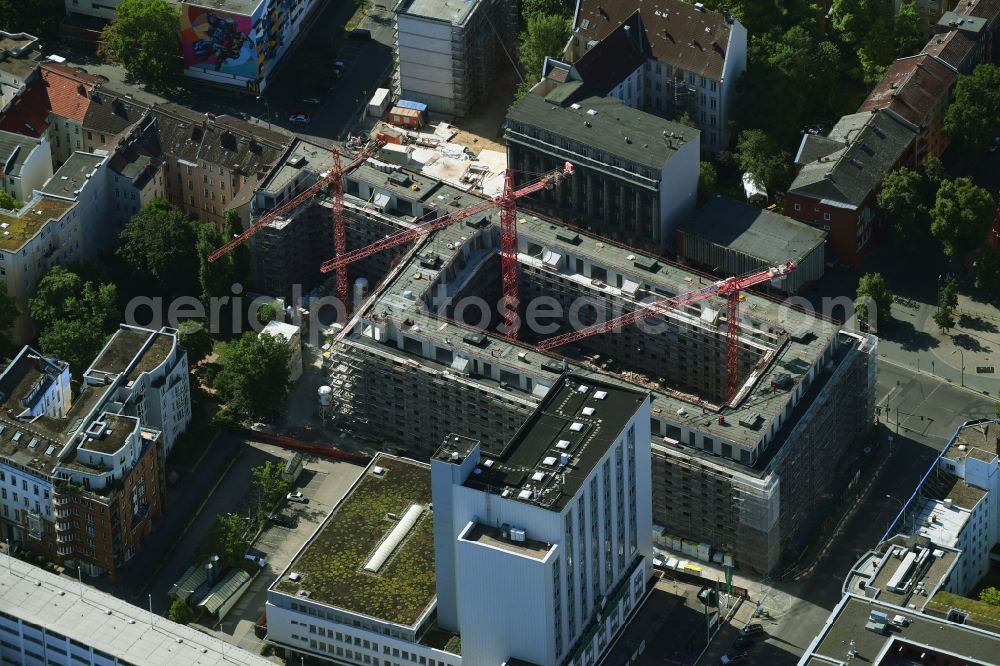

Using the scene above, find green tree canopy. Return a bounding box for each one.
[980,586,1000,607]
[933,273,959,334]
[167,598,195,624]
[831,0,882,45]
[223,210,252,287]
[0,0,65,37]
[99,0,182,88]
[519,13,571,83]
[876,167,926,245]
[930,178,995,259]
[734,129,792,193]
[118,198,200,300]
[195,222,231,304]
[855,272,893,331]
[251,461,290,516]
[0,191,22,211]
[520,0,571,20]
[213,331,292,420]
[894,2,924,56]
[178,320,213,366]
[698,162,719,206]
[944,64,1000,152]
[198,514,248,571]
[0,281,19,356]
[29,267,119,374]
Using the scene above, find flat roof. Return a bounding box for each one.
[867,541,958,611]
[401,0,482,25]
[77,413,137,455]
[273,454,436,627]
[455,374,647,510]
[679,196,827,265]
[40,152,105,199]
[0,195,74,252]
[506,93,699,172]
[461,522,554,560]
[182,0,261,15]
[804,595,1000,664]
[0,554,274,666]
[945,419,1000,463]
[88,328,154,377]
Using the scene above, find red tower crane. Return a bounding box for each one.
[320,162,575,339]
[208,138,387,307]
[535,262,796,401]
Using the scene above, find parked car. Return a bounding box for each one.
[720,651,751,664]
[270,512,297,528]
[244,553,267,568]
[740,623,765,637]
[288,113,312,127]
[349,28,372,40]
[287,491,308,503]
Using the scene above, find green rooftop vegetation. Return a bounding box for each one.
[0,196,74,252]
[276,456,436,625]
[927,591,1000,630]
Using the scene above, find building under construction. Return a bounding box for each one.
[246,139,877,575]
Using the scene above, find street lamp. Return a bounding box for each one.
[885,494,905,534]
[951,349,965,386]
[256,95,271,130]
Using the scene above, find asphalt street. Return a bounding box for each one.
[733,360,995,665]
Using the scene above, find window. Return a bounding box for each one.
[823,212,831,221]
[794,203,801,211]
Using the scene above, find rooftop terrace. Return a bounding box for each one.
[0,196,74,252]
[274,454,436,626]
[806,595,1000,664]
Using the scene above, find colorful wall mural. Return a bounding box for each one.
[181,6,258,79]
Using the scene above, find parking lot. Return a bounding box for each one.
[206,444,365,654]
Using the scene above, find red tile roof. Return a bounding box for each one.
[858,55,957,129]
[0,63,99,136]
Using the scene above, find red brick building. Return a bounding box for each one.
[787,110,916,267]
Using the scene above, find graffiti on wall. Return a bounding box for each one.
[181,6,257,78]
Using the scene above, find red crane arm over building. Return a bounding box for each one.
[207,139,385,264]
[319,162,575,274]
[536,261,795,401]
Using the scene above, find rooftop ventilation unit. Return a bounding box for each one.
[569,422,584,432]
[556,440,571,449]
[594,390,608,400]
[582,407,595,416]
[509,527,526,542]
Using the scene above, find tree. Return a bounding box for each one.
[223,210,251,287]
[0,0,65,37]
[519,13,571,83]
[944,65,1000,152]
[698,162,719,206]
[933,275,957,332]
[932,303,955,332]
[921,155,948,189]
[930,178,995,260]
[167,598,195,625]
[99,0,182,88]
[29,268,119,374]
[980,586,1000,607]
[195,222,230,304]
[178,320,213,366]
[894,2,924,56]
[734,129,792,193]
[857,25,895,83]
[251,461,290,516]
[855,272,893,331]
[520,0,570,20]
[0,281,19,355]
[199,514,248,571]
[0,191,21,211]
[831,0,881,45]
[877,167,926,244]
[256,303,277,326]
[213,331,292,420]
[118,198,199,299]
[676,112,698,129]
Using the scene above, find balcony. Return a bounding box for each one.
[55,522,71,532]
[54,496,72,506]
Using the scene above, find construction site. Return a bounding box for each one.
[215,133,878,576]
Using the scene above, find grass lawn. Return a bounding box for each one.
[927,591,1000,629]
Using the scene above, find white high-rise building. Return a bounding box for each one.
[266,374,654,666]
[432,374,653,666]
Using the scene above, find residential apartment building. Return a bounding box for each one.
[0,325,190,581]
[0,130,51,203]
[267,375,654,666]
[0,554,276,666]
[394,0,515,116]
[787,110,917,269]
[0,31,41,114]
[566,0,747,152]
[81,89,149,155]
[505,91,699,253]
[106,115,165,233]
[858,54,958,162]
[0,64,101,169]
[153,104,288,226]
[924,0,1000,72]
[180,0,324,94]
[38,151,111,258]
